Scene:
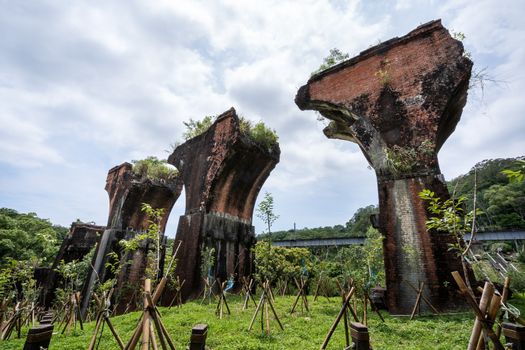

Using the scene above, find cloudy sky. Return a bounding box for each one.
[1,0,524,236]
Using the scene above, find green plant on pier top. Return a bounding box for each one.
[131,156,178,182]
[181,115,278,151]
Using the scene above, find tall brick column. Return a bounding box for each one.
[81,163,182,316]
[166,108,280,302]
[295,20,472,314]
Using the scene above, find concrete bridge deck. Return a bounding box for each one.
[271,230,525,248]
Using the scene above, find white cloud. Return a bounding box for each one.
[0,0,523,233]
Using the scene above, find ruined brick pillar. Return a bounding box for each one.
[81,163,182,316]
[166,108,280,302]
[39,222,105,307]
[295,20,472,314]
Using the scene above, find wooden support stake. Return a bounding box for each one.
[242,278,257,310]
[141,279,151,350]
[452,271,504,350]
[320,287,356,350]
[406,281,440,314]
[410,282,424,321]
[290,277,309,314]
[248,282,283,333]
[476,293,502,350]
[468,282,494,350]
[335,279,360,322]
[495,276,510,339]
[366,293,385,322]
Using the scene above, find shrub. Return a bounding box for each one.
[247,121,279,151]
[182,116,214,140]
[254,241,312,284]
[311,48,349,76]
[181,115,278,152]
[490,242,513,254]
[132,157,178,182]
[508,269,525,293]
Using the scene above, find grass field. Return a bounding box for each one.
[1,293,524,349]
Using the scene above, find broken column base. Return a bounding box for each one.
[163,212,255,305]
[378,174,467,314]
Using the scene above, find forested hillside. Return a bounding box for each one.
[449,156,525,230]
[262,205,378,240]
[0,208,68,268]
[266,156,524,240]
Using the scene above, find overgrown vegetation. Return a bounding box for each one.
[182,116,214,140]
[181,115,279,152]
[52,248,95,309]
[253,242,313,284]
[0,208,68,303]
[240,117,279,152]
[0,208,67,267]
[131,156,178,182]
[448,157,525,230]
[419,189,481,288]
[312,48,350,76]
[375,58,391,86]
[384,140,434,175]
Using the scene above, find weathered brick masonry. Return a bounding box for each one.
[296,20,472,314]
[38,222,104,307]
[166,108,280,302]
[81,163,182,316]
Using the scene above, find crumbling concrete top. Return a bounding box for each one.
[296,20,472,177]
[169,108,280,222]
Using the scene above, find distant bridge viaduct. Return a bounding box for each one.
[271,231,525,248]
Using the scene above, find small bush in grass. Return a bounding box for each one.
[509,268,525,293]
[490,242,513,254]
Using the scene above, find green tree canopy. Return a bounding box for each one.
[0,208,67,267]
[256,192,279,235]
[448,156,525,230]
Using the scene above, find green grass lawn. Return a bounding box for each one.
[2,293,524,349]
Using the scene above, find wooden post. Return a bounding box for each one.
[350,322,371,350]
[22,324,54,350]
[502,323,525,350]
[452,271,504,350]
[468,282,494,350]
[141,279,151,350]
[291,277,309,314]
[495,277,511,339]
[189,324,208,350]
[476,293,501,350]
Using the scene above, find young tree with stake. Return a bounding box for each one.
[256,192,279,238]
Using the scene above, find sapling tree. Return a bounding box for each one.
[256,192,279,237]
[335,227,384,298]
[312,48,350,76]
[119,203,165,282]
[200,246,216,280]
[419,188,482,290]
